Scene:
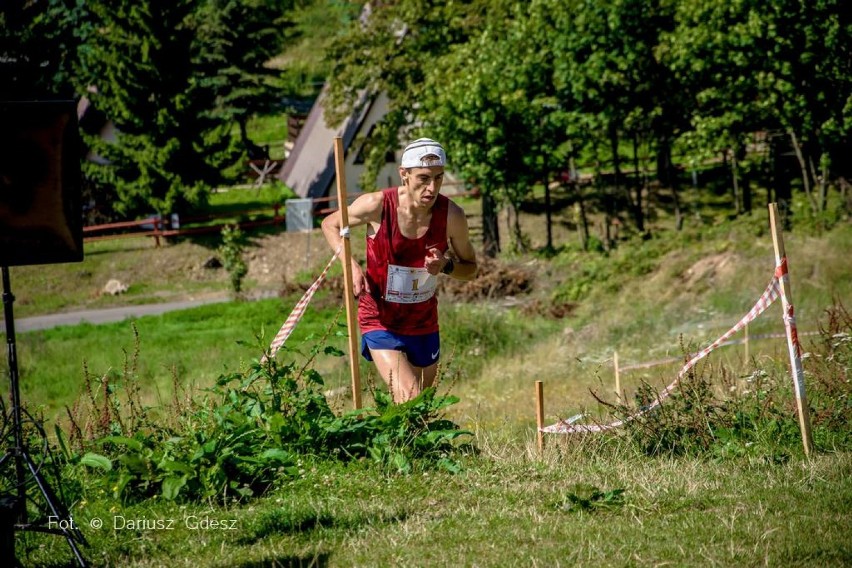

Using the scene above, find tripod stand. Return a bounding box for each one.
[0,266,88,567]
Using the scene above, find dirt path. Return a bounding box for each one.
[9,296,232,332]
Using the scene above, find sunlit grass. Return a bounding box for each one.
[18,441,852,567]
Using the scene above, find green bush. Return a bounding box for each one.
[219,224,248,294]
[58,337,472,504]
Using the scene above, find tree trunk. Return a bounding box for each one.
[481,191,500,258]
[656,137,673,187]
[609,123,621,177]
[770,134,792,210]
[631,133,644,232]
[672,185,683,231]
[544,179,553,251]
[839,177,851,214]
[789,130,818,213]
[508,201,526,253]
[737,143,751,214]
[671,156,683,231]
[568,141,579,182]
[656,136,680,229]
[812,153,828,212]
[514,202,524,252]
[574,199,590,250]
[730,150,741,215]
[609,122,623,199]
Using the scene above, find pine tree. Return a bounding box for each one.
[194,0,292,150]
[78,0,233,216]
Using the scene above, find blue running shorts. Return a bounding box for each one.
[361,330,440,368]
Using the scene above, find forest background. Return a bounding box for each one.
[2,0,849,254]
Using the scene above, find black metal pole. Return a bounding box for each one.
[1,266,88,566]
[2,267,26,520]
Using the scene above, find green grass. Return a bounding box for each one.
[8,295,358,422]
[6,186,297,319]
[7,0,850,559]
[5,238,231,318]
[191,175,296,224]
[17,446,852,566]
[6,289,564,429]
[6,195,850,430]
[267,0,360,95]
[244,114,289,160]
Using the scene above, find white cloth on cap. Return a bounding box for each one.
[400,138,446,168]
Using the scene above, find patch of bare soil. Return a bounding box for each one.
[244,230,336,290]
[439,257,534,301]
[252,234,551,305]
[679,252,739,290]
[520,297,577,319]
[440,257,575,318]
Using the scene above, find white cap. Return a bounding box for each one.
[400,138,446,168]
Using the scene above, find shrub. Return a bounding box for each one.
[59,333,472,504]
[219,224,248,294]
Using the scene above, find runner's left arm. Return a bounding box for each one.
[442,201,477,281]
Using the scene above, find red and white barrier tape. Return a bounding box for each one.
[261,240,344,363]
[543,266,786,434]
[775,258,802,357]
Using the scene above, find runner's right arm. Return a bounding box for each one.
[321,192,383,297]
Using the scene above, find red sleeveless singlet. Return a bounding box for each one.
[358,187,449,335]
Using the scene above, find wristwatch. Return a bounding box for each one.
[441,258,455,275]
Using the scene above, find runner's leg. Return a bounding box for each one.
[368,349,438,402]
[417,362,439,391]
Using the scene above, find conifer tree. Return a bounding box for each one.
[77,0,233,215]
[194,0,292,151]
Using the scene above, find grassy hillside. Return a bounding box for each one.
[450,206,851,432]
[2,189,850,567]
[3,190,850,427]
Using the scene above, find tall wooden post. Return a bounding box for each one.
[768,203,813,455]
[535,381,545,453]
[613,351,622,401]
[334,137,362,409]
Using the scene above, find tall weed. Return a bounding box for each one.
[594,302,852,458]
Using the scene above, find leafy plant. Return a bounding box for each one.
[60,329,472,503]
[219,224,248,294]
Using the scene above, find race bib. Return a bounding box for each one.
[385,264,437,304]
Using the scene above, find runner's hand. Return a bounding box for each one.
[424,247,446,275]
[351,261,368,297]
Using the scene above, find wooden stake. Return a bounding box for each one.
[334,137,362,410]
[768,203,813,455]
[743,322,750,363]
[613,350,621,401]
[535,381,544,453]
